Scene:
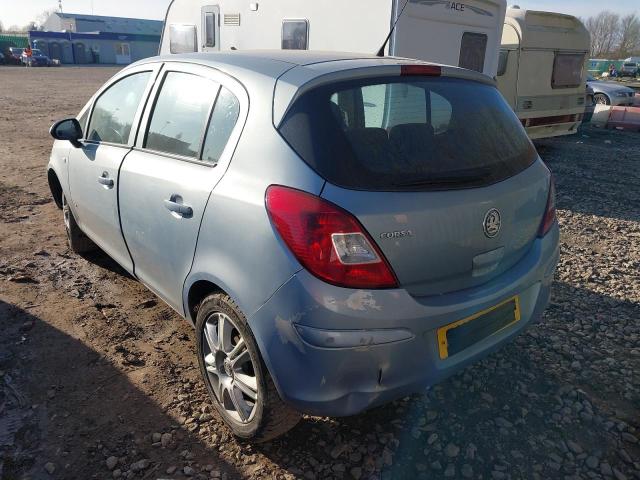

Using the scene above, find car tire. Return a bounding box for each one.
[62,193,97,253]
[594,93,610,106]
[195,293,301,442]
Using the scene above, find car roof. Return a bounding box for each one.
[157,50,394,70]
[131,50,494,126]
[138,50,492,87]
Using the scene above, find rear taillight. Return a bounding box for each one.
[538,177,557,237]
[265,186,398,289]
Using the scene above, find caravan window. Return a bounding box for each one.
[169,24,197,54]
[497,50,509,76]
[552,53,585,88]
[204,12,216,47]
[459,32,487,73]
[282,20,308,50]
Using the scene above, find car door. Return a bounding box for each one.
[67,64,160,273]
[119,63,246,313]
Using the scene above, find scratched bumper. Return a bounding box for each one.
[248,224,559,416]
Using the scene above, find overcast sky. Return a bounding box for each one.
[0,0,638,28]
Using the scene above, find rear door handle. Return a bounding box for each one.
[97,172,114,188]
[164,197,193,217]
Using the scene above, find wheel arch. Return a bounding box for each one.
[184,273,252,326]
[47,168,63,209]
[594,92,611,105]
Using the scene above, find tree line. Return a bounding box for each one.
[585,11,640,59]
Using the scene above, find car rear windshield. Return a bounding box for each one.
[278,76,537,191]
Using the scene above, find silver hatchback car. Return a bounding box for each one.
[48,51,559,441]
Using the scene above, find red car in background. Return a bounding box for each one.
[6,47,24,65]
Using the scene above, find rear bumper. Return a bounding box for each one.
[249,224,560,416]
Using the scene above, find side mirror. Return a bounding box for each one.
[50,118,83,147]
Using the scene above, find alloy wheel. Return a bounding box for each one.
[202,312,259,423]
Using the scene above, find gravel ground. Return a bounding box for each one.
[0,67,638,480]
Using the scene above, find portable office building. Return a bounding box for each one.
[497,8,590,139]
[160,0,507,77]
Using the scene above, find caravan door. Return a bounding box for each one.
[201,5,220,51]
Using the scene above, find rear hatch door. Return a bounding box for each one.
[321,163,548,296]
[277,72,549,296]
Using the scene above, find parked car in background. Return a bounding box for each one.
[619,62,638,78]
[47,51,559,442]
[22,49,51,67]
[7,47,24,65]
[0,52,5,65]
[587,75,636,106]
[583,85,596,123]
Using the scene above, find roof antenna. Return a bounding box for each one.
[376,0,410,57]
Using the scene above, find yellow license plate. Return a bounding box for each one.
[437,296,521,360]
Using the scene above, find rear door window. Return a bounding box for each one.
[552,53,585,88]
[278,75,536,191]
[459,32,487,73]
[145,72,219,158]
[201,87,241,164]
[87,72,151,145]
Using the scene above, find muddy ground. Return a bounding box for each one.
[0,66,638,480]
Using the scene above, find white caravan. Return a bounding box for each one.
[497,7,590,139]
[160,0,507,77]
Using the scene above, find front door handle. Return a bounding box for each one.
[164,196,193,218]
[98,172,114,188]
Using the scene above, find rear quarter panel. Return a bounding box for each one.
[184,78,325,321]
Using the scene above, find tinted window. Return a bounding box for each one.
[497,50,509,77]
[170,24,197,53]
[145,72,219,158]
[459,32,487,73]
[282,20,308,50]
[278,76,536,191]
[552,53,585,88]
[204,12,215,47]
[201,87,240,164]
[87,72,151,145]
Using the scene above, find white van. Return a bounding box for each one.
[160,0,507,77]
[497,7,590,139]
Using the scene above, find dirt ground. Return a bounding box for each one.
[0,66,638,480]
